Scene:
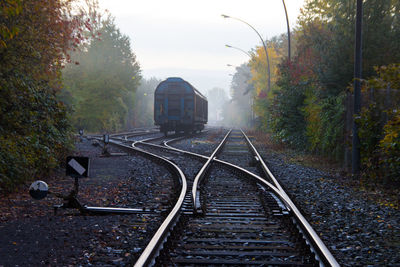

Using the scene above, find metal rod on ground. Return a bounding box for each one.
[352,0,363,175]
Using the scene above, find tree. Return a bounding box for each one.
[206,87,228,123]
[0,0,96,192]
[224,64,253,128]
[133,77,161,127]
[62,16,141,132]
[258,0,400,161]
[356,64,400,183]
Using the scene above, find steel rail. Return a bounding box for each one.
[134,160,187,267]
[136,130,230,211]
[109,127,159,137]
[83,206,153,214]
[81,138,188,215]
[133,142,198,162]
[138,129,211,144]
[109,132,160,142]
[132,129,210,147]
[120,130,160,139]
[241,129,285,193]
[88,130,160,144]
[191,129,232,212]
[240,130,339,267]
[98,139,188,267]
[136,134,185,145]
[132,129,338,266]
[163,137,212,160]
[163,129,339,266]
[133,130,215,162]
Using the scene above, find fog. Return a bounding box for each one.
[98,0,305,94]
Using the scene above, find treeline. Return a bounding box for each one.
[222,64,254,127]
[0,0,93,193]
[0,1,149,193]
[230,0,400,183]
[61,15,142,132]
[133,77,161,127]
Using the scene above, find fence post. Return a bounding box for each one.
[344,91,353,171]
[384,84,391,123]
[352,0,363,175]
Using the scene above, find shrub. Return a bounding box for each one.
[0,72,72,193]
[379,111,400,182]
[357,64,400,184]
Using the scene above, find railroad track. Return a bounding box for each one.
[87,128,337,265]
[132,129,220,217]
[61,128,180,217]
[133,129,339,266]
[87,127,161,142]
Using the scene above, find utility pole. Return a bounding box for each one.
[352,0,363,175]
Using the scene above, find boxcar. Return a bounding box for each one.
[154,77,207,135]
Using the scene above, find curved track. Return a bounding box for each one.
[131,129,338,266]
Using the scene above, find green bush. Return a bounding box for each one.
[302,86,323,152]
[0,72,72,193]
[319,94,345,160]
[271,61,345,159]
[356,64,400,183]
[379,111,400,182]
[270,63,308,149]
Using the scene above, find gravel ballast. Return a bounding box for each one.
[258,149,400,266]
[171,128,400,266]
[0,137,175,266]
[1,129,398,266]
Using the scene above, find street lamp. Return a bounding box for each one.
[222,14,271,92]
[225,44,253,58]
[281,0,291,61]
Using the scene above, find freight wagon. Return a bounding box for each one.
[154,77,207,135]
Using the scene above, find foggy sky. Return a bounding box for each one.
[98,0,305,94]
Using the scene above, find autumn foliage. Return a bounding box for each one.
[0,0,97,193]
[61,16,141,132]
[247,0,400,182]
[356,64,400,183]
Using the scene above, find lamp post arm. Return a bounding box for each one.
[226,15,271,92]
[226,44,253,58]
[282,0,291,62]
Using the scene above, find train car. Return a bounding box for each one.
[154,77,207,135]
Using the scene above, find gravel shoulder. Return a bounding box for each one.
[0,137,174,266]
[1,130,398,266]
[254,143,400,266]
[151,128,400,265]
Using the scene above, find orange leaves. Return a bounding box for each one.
[0,0,103,80]
[250,45,280,96]
[0,0,22,48]
[258,91,267,99]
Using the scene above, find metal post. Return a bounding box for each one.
[225,44,252,58]
[282,0,291,62]
[352,0,363,175]
[222,15,271,92]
